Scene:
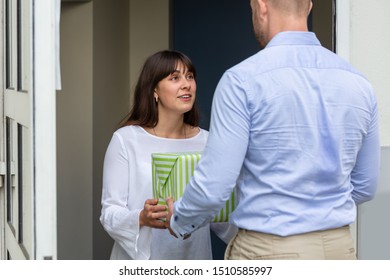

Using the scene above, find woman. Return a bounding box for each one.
[100,50,235,260]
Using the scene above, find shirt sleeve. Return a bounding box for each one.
[100,132,151,259]
[170,71,250,238]
[351,97,380,204]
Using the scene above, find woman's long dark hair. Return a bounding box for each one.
[118,50,199,129]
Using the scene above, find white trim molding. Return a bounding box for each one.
[335,0,351,61]
[33,0,58,260]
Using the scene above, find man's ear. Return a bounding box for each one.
[308,1,313,15]
[258,0,268,17]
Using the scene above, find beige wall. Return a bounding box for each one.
[58,0,131,259]
[57,2,93,259]
[92,0,131,260]
[129,0,170,106]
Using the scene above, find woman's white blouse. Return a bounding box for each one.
[100,125,234,259]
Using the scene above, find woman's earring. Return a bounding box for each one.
[154,95,158,103]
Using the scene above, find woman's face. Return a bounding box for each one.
[154,62,196,117]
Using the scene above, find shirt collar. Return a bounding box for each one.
[265,31,321,48]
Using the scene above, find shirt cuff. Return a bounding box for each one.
[170,198,212,239]
[170,214,191,239]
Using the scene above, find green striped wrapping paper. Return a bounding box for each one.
[152,152,236,222]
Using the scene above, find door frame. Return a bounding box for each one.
[31,0,58,260]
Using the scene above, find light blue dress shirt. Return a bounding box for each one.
[170,32,380,238]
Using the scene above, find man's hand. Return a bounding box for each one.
[165,197,178,237]
[165,197,191,239]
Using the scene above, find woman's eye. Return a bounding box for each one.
[186,74,194,80]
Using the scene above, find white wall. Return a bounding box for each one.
[337,0,390,146]
[351,0,390,146]
[337,0,390,259]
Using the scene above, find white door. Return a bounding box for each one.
[1,0,34,260]
[0,0,57,260]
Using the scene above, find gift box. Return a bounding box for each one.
[152,152,236,222]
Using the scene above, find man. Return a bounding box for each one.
[166,0,380,259]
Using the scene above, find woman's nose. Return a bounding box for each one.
[181,78,191,90]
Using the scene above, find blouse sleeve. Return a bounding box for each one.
[99,132,150,259]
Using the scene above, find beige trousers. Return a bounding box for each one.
[224,226,357,260]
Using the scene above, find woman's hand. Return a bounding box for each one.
[139,198,168,229]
